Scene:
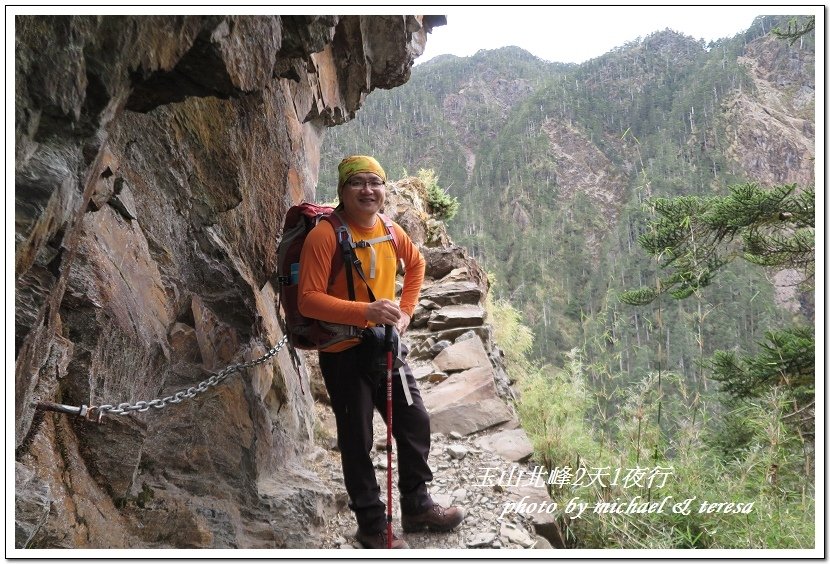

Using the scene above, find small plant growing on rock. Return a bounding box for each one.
[418,168,459,221]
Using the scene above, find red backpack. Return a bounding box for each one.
[276,202,399,350]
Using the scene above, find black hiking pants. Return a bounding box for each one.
[320,340,433,534]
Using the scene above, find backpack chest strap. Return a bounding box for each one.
[354,234,393,278]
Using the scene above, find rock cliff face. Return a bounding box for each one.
[14,14,442,549]
[728,33,815,187]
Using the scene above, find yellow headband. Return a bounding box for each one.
[338,155,386,187]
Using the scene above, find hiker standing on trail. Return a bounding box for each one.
[298,155,465,549]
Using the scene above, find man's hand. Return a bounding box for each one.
[396,312,411,335]
[365,299,402,326]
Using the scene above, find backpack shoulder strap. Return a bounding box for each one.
[322,211,357,299]
[378,213,399,254]
[378,212,406,275]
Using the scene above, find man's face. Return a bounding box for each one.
[339,172,386,218]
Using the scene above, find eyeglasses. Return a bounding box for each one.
[346,179,385,189]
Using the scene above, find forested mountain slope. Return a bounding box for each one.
[320,16,815,376]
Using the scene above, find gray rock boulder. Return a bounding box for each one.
[421,246,469,280]
[420,280,484,307]
[422,367,514,435]
[433,335,491,373]
[474,428,534,463]
[428,398,512,436]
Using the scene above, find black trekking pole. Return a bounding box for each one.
[384,323,394,549]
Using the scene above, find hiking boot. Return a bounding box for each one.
[355,528,410,549]
[401,503,466,533]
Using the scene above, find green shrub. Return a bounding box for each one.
[418,168,459,221]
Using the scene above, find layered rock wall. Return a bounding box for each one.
[14,14,440,549]
[372,179,519,436]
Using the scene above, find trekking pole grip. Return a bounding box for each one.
[384,323,394,352]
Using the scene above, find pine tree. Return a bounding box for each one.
[620,183,815,426]
[620,183,814,305]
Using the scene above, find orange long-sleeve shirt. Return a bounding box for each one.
[297,215,425,352]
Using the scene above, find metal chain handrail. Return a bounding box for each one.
[34,335,289,422]
[97,335,289,417]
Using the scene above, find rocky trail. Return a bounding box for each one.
[309,402,562,550]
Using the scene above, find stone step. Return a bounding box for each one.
[427,304,487,331]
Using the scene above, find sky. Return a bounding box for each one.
[416,5,815,65]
